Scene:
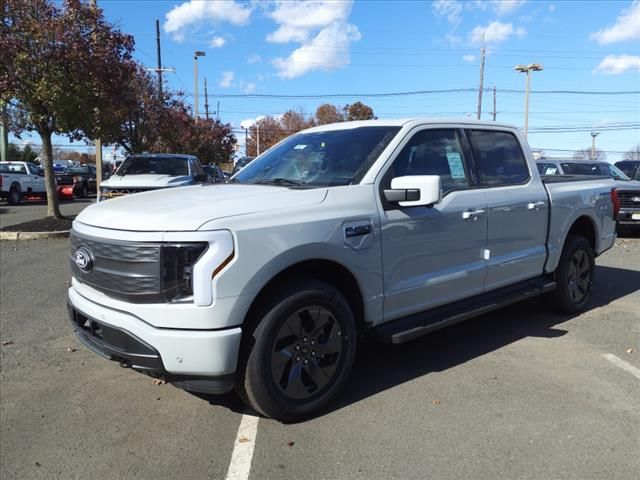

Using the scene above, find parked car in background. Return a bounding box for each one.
[59,164,97,198]
[537,159,640,233]
[615,160,640,180]
[0,161,46,204]
[98,154,209,201]
[69,119,618,421]
[202,164,226,183]
[231,156,255,175]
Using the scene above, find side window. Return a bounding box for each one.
[468,130,530,187]
[388,129,470,195]
[192,159,204,175]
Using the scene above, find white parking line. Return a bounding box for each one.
[603,353,640,380]
[225,413,260,480]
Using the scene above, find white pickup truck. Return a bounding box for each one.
[0,161,46,204]
[68,119,618,421]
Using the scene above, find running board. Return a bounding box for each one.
[375,277,557,344]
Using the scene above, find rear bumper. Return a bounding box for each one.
[68,287,242,394]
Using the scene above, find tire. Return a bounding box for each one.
[81,183,88,198]
[8,186,21,205]
[237,278,357,422]
[552,235,595,314]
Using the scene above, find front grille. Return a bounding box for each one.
[101,187,154,198]
[617,190,640,209]
[70,231,163,302]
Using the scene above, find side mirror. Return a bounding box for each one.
[384,175,441,207]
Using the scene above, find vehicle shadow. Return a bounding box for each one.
[194,265,640,420]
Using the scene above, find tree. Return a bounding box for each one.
[1,0,136,218]
[623,144,640,161]
[343,101,376,121]
[315,103,345,125]
[7,143,39,163]
[280,109,314,134]
[246,116,286,157]
[573,148,606,161]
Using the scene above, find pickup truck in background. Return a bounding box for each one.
[0,161,46,204]
[98,153,209,201]
[537,159,640,233]
[68,119,617,422]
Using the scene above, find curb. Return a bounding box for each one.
[0,230,70,241]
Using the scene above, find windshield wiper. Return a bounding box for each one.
[252,178,306,187]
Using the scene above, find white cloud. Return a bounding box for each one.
[490,0,527,16]
[462,54,476,62]
[590,1,640,45]
[432,0,463,26]
[247,54,262,64]
[548,5,556,12]
[239,81,257,94]
[469,21,526,44]
[164,0,252,42]
[240,118,255,129]
[272,21,361,79]
[266,1,354,43]
[219,71,235,88]
[209,36,226,48]
[593,54,640,75]
[266,1,361,79]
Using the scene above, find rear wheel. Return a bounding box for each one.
[8,186,21,205]
[80,183,88,198]
[238,279,357,422]
[552,235,595,314]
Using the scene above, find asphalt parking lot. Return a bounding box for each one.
[1,232,639,479]
[0,199,94,229]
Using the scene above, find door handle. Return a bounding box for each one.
[462,209,485,220]
[527,201,545,210]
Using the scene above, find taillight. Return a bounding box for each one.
[611,188,620,219]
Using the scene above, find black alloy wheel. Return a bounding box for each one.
[270,305,344,400]
[552,235,595,314]
[238,278,357,422]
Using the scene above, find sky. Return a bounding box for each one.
[15,0,640,162]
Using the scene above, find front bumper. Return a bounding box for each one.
[617,210,640,226]
[68,287,242,394]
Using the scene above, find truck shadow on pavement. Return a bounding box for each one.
[195,265,640,420]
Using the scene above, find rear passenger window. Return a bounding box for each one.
[468,130,529,186]
[390,129,470,195]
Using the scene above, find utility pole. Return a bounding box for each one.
[256,124,260,156]
[204,77,210,120]
[477,34,486,120]
[216,101,220,122]
[0,101,8,162]
[514,63,544,138]
[492,86,497,121]
[591,132,600,160]
[155,19,163,97]
[90,0,102,188]
[193,51,205,122]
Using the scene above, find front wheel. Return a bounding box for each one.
[238,279,357,422]
[8,187,21,205]
[552,235,595,314]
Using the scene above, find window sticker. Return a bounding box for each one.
[294,144,307,150]
[446,152,466,179]
[544,167,558,175]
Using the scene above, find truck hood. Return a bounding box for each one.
[615,179,640,191]
[100,174,192,188]
[76,184,328,232]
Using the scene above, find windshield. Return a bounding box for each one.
[560,162,630,180]
[117,156,189,176]
[233,126,401,187]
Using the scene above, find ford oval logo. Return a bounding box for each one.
[632,197,640,203]
[74,247,93,273]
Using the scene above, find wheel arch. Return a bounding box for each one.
[243,258,367,336]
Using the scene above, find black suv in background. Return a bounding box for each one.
[615,160,640,181]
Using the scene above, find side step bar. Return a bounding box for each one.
[375,277,556,344]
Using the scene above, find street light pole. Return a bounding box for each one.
[591,132,600,160]
[256,124,260,156]
[90,0,102,188]
[193,51,205,123]
[514,63,543,139]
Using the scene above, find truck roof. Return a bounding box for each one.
[303,117,519,134]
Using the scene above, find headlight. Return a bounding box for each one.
[160,243,208,302]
